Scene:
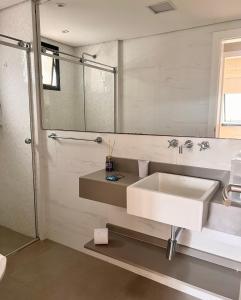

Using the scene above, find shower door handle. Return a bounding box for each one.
[25,138,32,144]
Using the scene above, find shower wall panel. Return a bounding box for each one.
[0,1,36,237]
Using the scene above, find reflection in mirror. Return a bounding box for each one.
[39,0,241,138]
[40,38,116,132]
[41,42,60,91]
[218,40,241,139]
[84,66,115,132]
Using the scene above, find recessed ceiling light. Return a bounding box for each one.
[57,3,66,8]
[62,29,70,34]
[148,1,175,14]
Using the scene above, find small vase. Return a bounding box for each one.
[106,156,114,172]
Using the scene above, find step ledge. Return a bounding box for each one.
[85,225,240,300]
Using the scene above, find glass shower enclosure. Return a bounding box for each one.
[40,44,116,133]
[0,34,38,255]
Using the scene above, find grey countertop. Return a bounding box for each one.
[79,165,227,207]
[81,169,140,187]
[79,157,241,236]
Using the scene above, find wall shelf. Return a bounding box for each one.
[85,224,241,300]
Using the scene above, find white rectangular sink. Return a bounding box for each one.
[127,172,219,231]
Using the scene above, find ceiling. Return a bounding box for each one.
[0,0,25,10]
[24,0,241,46]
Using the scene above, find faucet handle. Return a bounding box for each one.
[198,141,210,151]
[168,139,179,148]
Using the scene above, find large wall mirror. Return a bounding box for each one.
[38,0,241,139]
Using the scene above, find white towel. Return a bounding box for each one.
[0,254,7,280]
[0,103,2,126]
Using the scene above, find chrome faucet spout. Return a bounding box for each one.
[184,140,194,149]
[222,184,241,206]
[178,140,193,154]
[179,145,183,154]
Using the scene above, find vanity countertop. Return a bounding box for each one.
[80,169,140,187]
[79,156,230,208]
[79,167,225,206]
[79,157,241,236]
[79,169,139,208]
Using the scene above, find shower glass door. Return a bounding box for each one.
[0,38,37,255]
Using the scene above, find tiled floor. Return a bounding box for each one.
[0,225,34,255]
[0,240,197,300]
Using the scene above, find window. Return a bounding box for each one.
[41,42,60,91]
[222,93,241,125]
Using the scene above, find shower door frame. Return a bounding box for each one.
[0,34,39,252]
[40,49,117,133]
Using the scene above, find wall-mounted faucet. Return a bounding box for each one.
[178,140,193,154]
[168,139,210,153]
[198,141,210,151]
[168,139,179,149]
[184,140,194,149]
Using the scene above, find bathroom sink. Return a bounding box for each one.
[127,173,219,231]
[0,254,6,280]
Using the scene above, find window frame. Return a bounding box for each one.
[222,93,241,126]
[41,42,61,91]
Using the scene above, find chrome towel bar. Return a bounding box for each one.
[48,133,102,144]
